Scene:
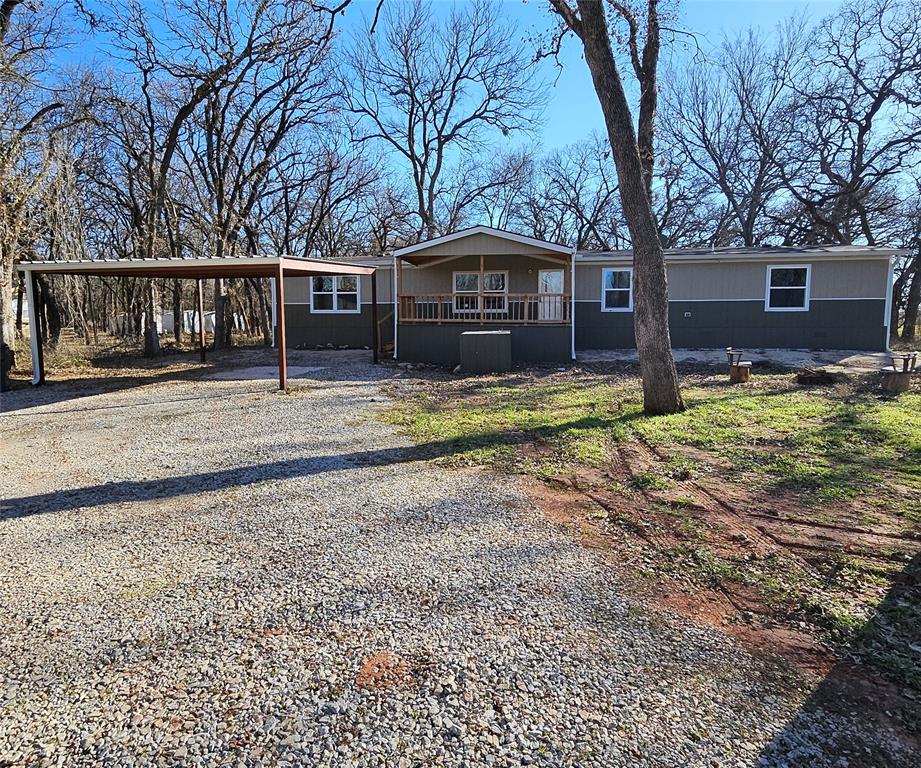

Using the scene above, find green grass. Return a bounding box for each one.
[635,388,921,503]
[389,377,921,510]
[385,381,641,473]
[386,372,921,691]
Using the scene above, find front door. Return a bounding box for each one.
[538,269,565,321]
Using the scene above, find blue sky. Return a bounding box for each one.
[338,0,840,150]
[69,0,841,152]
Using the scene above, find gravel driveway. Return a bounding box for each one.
[0,351,910,767]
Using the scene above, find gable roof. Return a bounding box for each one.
[393,226,572,258]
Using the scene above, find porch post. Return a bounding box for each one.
[370,270,380,363]
[570,249,577,360]
[479,253,485,324]
[392,254,399,359]
[25,270,44,385]
[396,257,403,322]
[275,263,288,391]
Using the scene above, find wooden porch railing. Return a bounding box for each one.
[399,293,571,324]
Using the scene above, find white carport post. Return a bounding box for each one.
[23,268,44,385]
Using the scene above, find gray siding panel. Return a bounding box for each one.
[398,324,571,365]
[576,300,887,351]
[283,304,394,349]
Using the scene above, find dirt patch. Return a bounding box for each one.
[528,479,835,675]
[355,651,412,690]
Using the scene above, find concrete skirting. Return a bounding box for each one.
[578,348,893,372]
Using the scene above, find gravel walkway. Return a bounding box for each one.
[0,351,910,767]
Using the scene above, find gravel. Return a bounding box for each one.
[0,350,912,767]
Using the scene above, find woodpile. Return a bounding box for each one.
[795,367,836,385]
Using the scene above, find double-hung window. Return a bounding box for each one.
[311,275,360,313]
[453,270,508,314]
[765,265,810,311]
[601,268,632,311]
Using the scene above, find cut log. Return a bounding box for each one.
[729,361,752,384]
[880,370,912,394]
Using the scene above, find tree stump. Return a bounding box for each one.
[729,361,752,384]
[880,369,912,394]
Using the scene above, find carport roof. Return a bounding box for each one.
[16,254,375,279]
[17,254,380,392]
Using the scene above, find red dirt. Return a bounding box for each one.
[355,651,412,690]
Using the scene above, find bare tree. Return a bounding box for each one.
[0,0,70,353]
[763,0,921,246]
[661,28,797,246]
[343,0,544,239]
[548,0,683,415]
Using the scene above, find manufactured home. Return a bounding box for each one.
[279,226,897,362]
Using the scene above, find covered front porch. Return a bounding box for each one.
[392,227,575,363]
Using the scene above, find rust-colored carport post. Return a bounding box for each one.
[275,261,288,392]
[196,279,206,363]
[370,270,379,364]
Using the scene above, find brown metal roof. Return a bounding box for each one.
[16,255,375,279]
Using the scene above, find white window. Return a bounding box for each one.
[765,265,810,311]
[452,270,508,314]
[311,275,360,313]
[601,268,632,311]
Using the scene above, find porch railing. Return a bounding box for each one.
[399,293,571,324]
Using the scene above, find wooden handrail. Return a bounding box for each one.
[398,293,571,325]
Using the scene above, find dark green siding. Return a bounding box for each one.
[398,324,571,365]
[282,304,394,350]
[575,300,887,351]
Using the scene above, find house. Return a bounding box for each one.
[279,226,898,362]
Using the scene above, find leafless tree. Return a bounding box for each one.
[765,0,920,246]
[548,0,683,414]
[342,0,544,240]
[0,0,71,353]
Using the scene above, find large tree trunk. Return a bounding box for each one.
[901,263,921,341]
[38,276,62,348]
[214,278,227,350]
[172,279,182,345]
[252,278,271,345]
[142,279,160,357]
[0,251,14,350]
[14,274,24,336]
[574,0,683,414]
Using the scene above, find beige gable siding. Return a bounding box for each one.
[401,254,571,295]
[809,259,888,299]
[408,232,568,258]
[575,258,889,302]
[284,268,393,305]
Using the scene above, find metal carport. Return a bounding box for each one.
[17,255,378,391]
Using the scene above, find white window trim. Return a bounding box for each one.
[764,264,811,312]
[601,267,633,312]
[310,275,361,314]
[452,270,509,314]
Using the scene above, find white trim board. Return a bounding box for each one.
[573,297,885,303]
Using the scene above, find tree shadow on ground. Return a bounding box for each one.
[0,419,611,519]
[757,551,921,767]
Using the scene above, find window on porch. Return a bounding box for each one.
[453,270,508,314]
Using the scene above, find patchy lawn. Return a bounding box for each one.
[386,365,921,698]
